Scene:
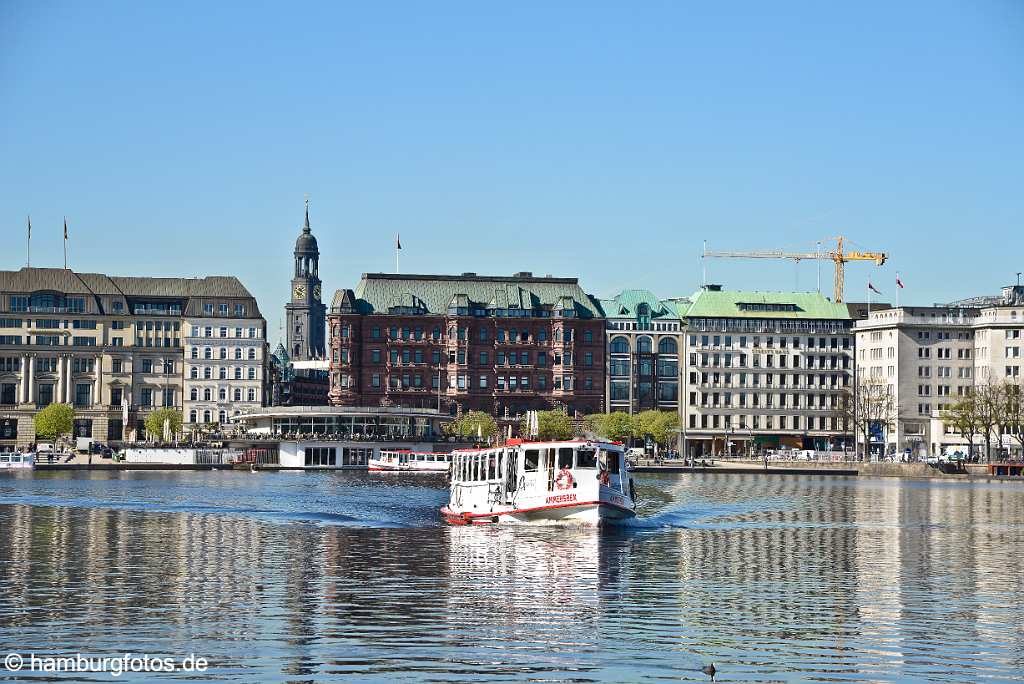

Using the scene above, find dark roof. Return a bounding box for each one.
[294,203,319,255]
[0,267,261,316]
[331,272,602,318]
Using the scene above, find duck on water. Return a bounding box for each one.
[442,439,637,526]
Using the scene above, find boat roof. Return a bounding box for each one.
[452,439,624,454]
[378,450,448,456]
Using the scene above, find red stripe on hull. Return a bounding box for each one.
[440,499,634,525]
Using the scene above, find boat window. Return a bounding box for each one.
[505,449,518,491]
[600,449,620,474]
[0,456,9,463]
[558,448,574,469]
[576,447,597,469]
[487,455,496,480]
[524,449,540,472]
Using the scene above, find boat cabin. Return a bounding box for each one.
[451,440,628,496]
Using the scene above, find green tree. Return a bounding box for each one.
[587,412,635,442]
[523,410,575,440]
[636,410,680,447]
[34,403,74,442]
[444,410,498,441]
[941,393,981,460]
[144,408,183,442]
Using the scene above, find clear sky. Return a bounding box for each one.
[2,1,1021,346]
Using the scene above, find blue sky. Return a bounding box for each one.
[2,1,1021,345]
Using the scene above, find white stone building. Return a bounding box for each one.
[853,285,1024,458]
[682,285,856,458]
[183,311,268,428]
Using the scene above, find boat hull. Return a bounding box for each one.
[368,461,447,473]
[441,499,635,527]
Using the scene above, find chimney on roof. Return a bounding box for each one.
[514,271,533,278]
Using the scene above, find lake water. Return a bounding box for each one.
[1,470,1023,682]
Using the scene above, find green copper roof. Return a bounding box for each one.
[685,287,851,320]
[336,272,602,318]
[597,289,687,321]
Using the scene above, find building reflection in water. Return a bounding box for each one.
[1,472,1022,681]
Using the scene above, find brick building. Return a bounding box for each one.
[327,272,605,418]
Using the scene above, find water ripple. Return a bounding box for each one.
[1,470,1023,681]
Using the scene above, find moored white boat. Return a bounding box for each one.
[442,439,636,526]
[0,452,35,470]
[369,450,450,473]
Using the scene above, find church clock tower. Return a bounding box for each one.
[285,199,326,361]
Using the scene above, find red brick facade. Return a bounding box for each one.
[327,313,605,417]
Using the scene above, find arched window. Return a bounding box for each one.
[190,367,198,379]
[219,348,227,360]
[610,336,630,354]
[233,388,242,401]
[234,348,242,360]
[636,336,653,353]
[189,410,197,423]
[658,337,678,354]
[190,388,198,401]
[204,347,212,359]
[247,348,256,360]
[203,367,212,379]
[248,368,256,380]
[234,367,242,379]
[190,347,198,359]
[219,410,227,424]
[202,409,211,423]
[203,388,212,401]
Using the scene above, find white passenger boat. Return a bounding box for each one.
[0,452,35,470]
[442,439,636,526]
[369,450,451,473]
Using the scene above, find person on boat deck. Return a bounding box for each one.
[597,466,610,486]
[557,463,573,487]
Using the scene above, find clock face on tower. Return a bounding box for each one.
[313,284,321,301]
[293,284,306,300]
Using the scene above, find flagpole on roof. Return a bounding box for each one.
[27,215,31,267]
[396,233,402,273]
[63,217,69,270]
[895,271,900,308]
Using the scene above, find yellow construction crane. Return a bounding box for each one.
[702,236,886,303]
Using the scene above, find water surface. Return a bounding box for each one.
[1,470,1022,682]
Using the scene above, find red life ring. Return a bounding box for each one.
[555,468,574,490]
